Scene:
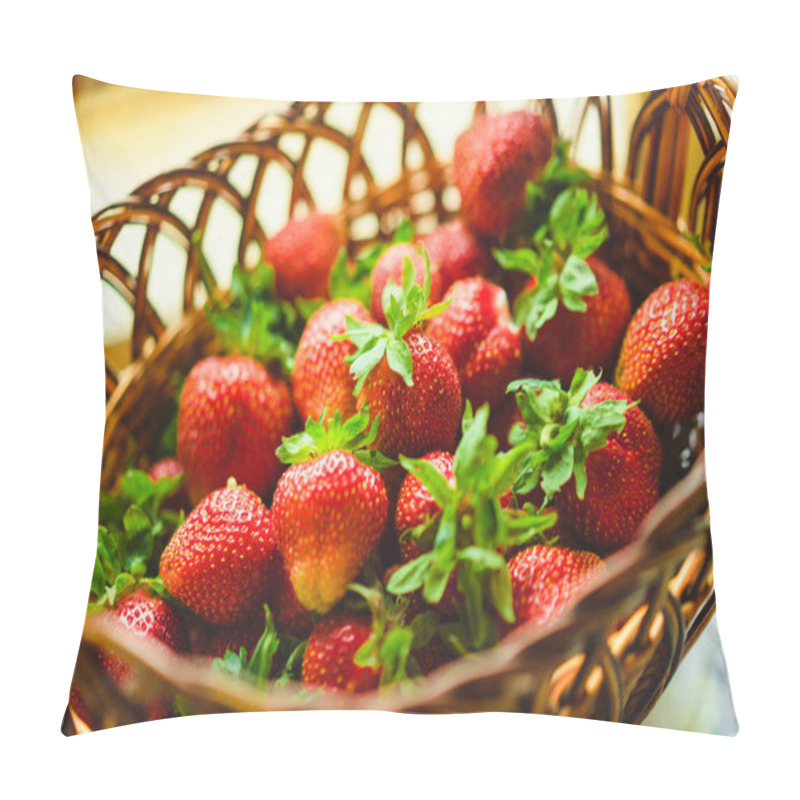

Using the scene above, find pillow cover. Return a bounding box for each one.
[65,76,737,735]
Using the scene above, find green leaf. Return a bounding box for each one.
[398,455,455,508]
[386,553,434,595]
[559,254,598,297]
[386,339,414,387]
[120,470,155,507]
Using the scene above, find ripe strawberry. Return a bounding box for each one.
[556,382,662,553]
[291,299,374,424]
[370,243,443,325]
[426,277,522,407]
[507,545,604,628]
[522,256,631,383]
[615,278,710,424]
[147,456,190,510]
[264,211,345,301]
[160,482,277,624]
[340,253,462,460]
[267,552,315,638]
[357,331,462,459]
[301,611,381,693]
[92,587,187,721]
[272,411,389,614]
[177,355,294,505]
[421,219,494,290]
[454,109,553,239]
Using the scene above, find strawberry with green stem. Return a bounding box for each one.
[272,409,392,615]
[334,252,462,459]
[301,583,437,693]
[369,243,443,326]
[495,187,631,383]
[328,217,415,309]
[508,371,661,553]
[387,404,557,651]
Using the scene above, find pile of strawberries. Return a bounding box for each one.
[72,107,711,726]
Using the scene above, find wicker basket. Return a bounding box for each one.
[67,79,735,732]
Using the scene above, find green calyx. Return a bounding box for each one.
[518,139,593,235]
[385,404,557,651]
[507,368,631,503]
[494,185,608,341]
[212,604,308,689]
[333,248,451,394]
[90,469,186,611]
[199,230,312,373]
[329,218,415,307]
[275,407,396,471]
[347,583,438,687]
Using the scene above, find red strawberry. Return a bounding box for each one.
[421,219,495,290]
[370,243,443,325]
[301,611,380,693]
[556,383,661,553]
[292,299,374,424]
[264,211,345,301]
[147,456,190,510]
[522,256,631,383]
[272,411,389,614]
[160,483,277,624]
[177,355,294,505]
[454,109,553,239]
[507,545,604,628]
[267,552,315,638]
[426,277,522,408]
[615,278,710,424]
[357,331,462,459]
[93,587,187,721]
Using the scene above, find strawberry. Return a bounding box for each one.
[388,405,556,650]
[495,188,630,383]
[454,109,553,239]
[301,610,380,693]
[556,382,661,553]
[615,278,710,424]
[426,277,522,407]
[147,457,190,511]
[421,220,494,290]
[272,410,390,614]
[369,243,443,325]
[177,355,294,505]
[521,256,630,383]
[267,552,315,638]
[338,254,462,459]
[159,482,277,624]
[291,299,374,424]
[92,586,187,721]
[264,211,345,301]
[507,545,604,628]
[508,372,661,553]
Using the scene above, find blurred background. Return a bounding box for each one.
[74,76,737,734]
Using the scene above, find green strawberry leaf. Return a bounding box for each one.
[211,605,280,689]
[276,408,396,468]
[333,247,450,394]
[508,369,631,502]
